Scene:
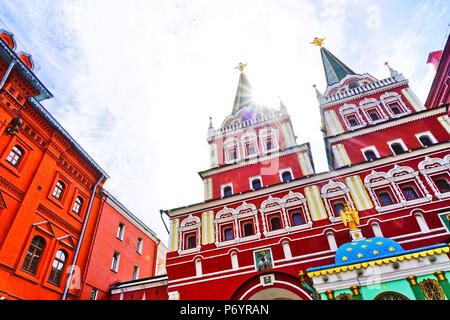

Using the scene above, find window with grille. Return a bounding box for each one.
[378,191,394,206]
[243,223,254,237]
[6,145,24,167]
[291,212,303,226]
[52,181,65,200]
[186,235,197,249]
[223,227,234,241]
[48,250,67,285]
[402,185,419,200]
[22,236,46,274]
[72,196,83,214]
[435,178,450,193]
[270,216,282,231]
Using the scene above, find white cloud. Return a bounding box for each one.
[0,0,447,246]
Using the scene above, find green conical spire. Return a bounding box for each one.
[320,47,357,86]
[232,63,254,114]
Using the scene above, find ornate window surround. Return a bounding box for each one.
[380,91,411,118]
[223,137,241,164]
[364,165,431,212]
[418,155,450,200]
[320,179,354,223]
[282,191,312,231]
[339,103,366,130]
[240,131,259,160]
[259,127,279,154]
[178,214,201,255]
[214,203,261,248]
[260,196,287,237]
[359,97,388,125]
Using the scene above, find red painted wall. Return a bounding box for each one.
[79,199,159,300]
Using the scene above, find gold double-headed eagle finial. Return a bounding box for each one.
[234,62,247,72]
[310,37,325,48]
[340,204,360,231]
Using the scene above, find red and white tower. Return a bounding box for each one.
[164,37,450,300]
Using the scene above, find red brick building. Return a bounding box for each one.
[80,191,164,300]
[0,29,164,300]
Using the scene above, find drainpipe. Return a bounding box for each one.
[62,174,104,300]
[0,60,15,90]
[160,209,169,234]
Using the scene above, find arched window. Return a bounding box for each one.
[48,249,67,285]
[347,116,359,127]
[391,143,406,155]
[291,212,303,226]
[22,236,46,274]
[419,279,445,300]
[223,227,234,241]
[72,196,83,214]
[378,191,394,206]
[435,178,450,193]
[418,135,434,147]
[368,111,380,121]
[186,235,196,249]
[333,202,346,215]
[281,171,292,182]
[402,186,419,200]
[270,216,282,231]
[52,181,65,200]
[374,291,409,300]
[6,145,24,167]
[223,186,233,197]
[243,223,254,237]
[364,150,377,161]
[251,178,262,190]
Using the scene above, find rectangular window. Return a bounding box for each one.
[111,251,120,272]
[133,265,140,280]
[137,238,143,254]
[90,288,98,300]
[117,223,125,240]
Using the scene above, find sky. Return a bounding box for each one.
[0,0,448,246]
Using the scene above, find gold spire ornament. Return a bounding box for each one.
[310,37,325,48]
[234,62,247,72]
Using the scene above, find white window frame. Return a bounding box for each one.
[241,132,259,159]
[111,251,120,272]
[279,168,294,183]
[259,128,279,154]
[136,238,143,254]
[387,138,408,155]
[178,214,201,255]
[415,131,437,147]
[133,265,140,280]
[249,175,263,190]
[117,222,125,241]
[221,182,234,198]
[223,137,240,164]
[361,145,380,161]
[380,91,411,118]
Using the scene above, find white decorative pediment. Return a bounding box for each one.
[235,201,257,215]
[216,206,236,220]
[180,214,201,228]
[364,170,389,184]
[281,191,305,204]
[380,91,400,100]
[339,103,357,113]
[359,97,378,107]
[321,179,348,194]
[260,196,282,212]
[387,164,415,178]
[418,156,445,171]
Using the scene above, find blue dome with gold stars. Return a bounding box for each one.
[335,237,404,265]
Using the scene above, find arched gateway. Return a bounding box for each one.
[230,272,313,300]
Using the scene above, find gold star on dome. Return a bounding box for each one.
[310,37,325,48]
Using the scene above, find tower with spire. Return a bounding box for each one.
[201,62,314,201]
[311,38,447,171]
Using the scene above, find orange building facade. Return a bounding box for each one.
[0,30,164,300]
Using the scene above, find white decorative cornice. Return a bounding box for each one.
[327,106,447,143]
